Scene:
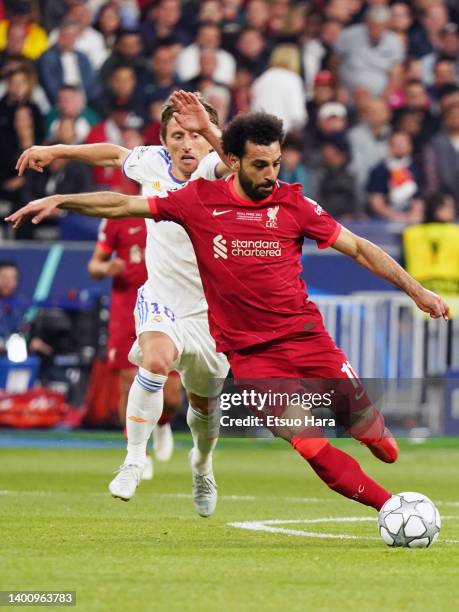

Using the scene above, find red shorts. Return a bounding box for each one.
[107,317,136,370]
[227,329,352,379]
[227,330,373,427]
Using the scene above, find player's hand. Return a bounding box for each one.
[413,288,449,320]
[171,90,212,134]
[4,195,62,229]
[106,258,126,277]
[16,145,56,176]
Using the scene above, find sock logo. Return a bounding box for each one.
[128,416,148,423]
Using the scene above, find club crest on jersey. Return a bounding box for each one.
[151,180,161,191]
[266,205,279,228]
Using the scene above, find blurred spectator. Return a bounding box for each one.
[304,101,348,165]
[142,95,163,145]
[409,2,449,58]
[0,262,22,349]
[244,0,270,34]
[183,47,226,92]
[48,2,108,70]
[403,193,459,300]
[279,132,309,192]
[309,132,358,220]
[389,2,413,51]
[233,26,269,78]
[0,65,44,216]
[302,18,343,99]
[421,22,459,86]
[367,131,424,222]
[0,56,50,114]
[424,103,459,211]
[177,21,236,86]
[86,105,143,190]
[306,71,337,126]
[46,85,99,143]
[393,80,439,141]
[93,2,122,52]
[144,38,183,102]
[438,83,459,113]
[229,60,254,117]
[0,22,26,69]
[198,0,223,24]
[88,0,139,28]
[335,5,404,97]
[91,64,144,119]
[428,56,458,110]
[21,118,96,238]
[348,97,391,206]
[251,44,306,133]
[98,29,146,90]
[0,1,48,60]
[38,20,97,105]
[140,0,189,55]
[201,84,231,126]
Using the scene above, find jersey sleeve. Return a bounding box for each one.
[97,219,117,254]
[190,151,220,181]
[297,193,341,249]
[122,145,162,183]
[147,180,200,224]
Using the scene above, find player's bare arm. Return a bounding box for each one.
[332,226,450,320]
[16,143,131,176]
[171,90,230,177]
[5,192,151,229]
[88,245,126,280]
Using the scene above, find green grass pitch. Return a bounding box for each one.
[1,435,459,612]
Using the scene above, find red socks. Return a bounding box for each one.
[291,438,391,511]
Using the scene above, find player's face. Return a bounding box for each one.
[164,117,212,179]
[237,141,282,200]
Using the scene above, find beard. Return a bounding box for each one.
[238,167,275,201]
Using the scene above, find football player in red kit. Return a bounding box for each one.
[88,217,181,473]
[7,112,449,513]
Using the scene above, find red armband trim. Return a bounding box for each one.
[147,196,158,216]
[318,223,341,250]
[97,241,113,254]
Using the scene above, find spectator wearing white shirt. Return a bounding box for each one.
[251,44,307,133]
[176,21,236,87]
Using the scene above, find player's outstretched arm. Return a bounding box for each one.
[332,226,450,320]
[16,143,131,176]
[171,90,230,177]
[4,192,151,229]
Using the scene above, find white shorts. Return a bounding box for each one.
[129,285,229,397]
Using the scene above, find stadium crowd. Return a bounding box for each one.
[0,0,459,238]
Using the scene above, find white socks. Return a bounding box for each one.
[187,405,220,475]
[125,367,167,465]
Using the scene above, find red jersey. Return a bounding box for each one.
[148,175,341,352]
[97,218,148,317]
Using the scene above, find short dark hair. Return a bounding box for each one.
[222,112,285,158]
[0,261,18,271]
[424,193,453,223]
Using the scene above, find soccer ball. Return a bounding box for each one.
[378,491,441,548]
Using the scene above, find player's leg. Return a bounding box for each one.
[228,339,392,511]
[152,372,182,462]
[109,330,177,500]
[118,367,136,427]
[179,318,230,516]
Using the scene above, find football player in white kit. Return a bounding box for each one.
[16,95,230,516]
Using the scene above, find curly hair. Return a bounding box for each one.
[222,112,285,158]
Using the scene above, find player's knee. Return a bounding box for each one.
[141,355,172,376]
[188,392,210,414]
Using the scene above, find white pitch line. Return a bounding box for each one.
[228,517,459,544]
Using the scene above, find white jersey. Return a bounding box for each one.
[123,146,219,319]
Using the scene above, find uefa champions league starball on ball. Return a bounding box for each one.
[378,492,441,548]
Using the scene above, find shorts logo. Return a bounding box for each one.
[213,234,228,259]
[151,180,161,191]
[266,205,279,228]
[315,204,323,215]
